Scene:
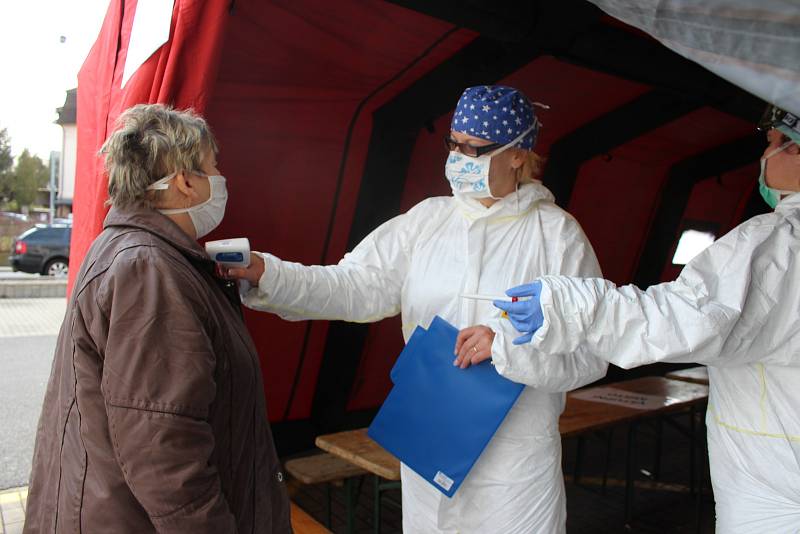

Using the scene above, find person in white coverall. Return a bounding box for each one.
[462,105,800,533]
[228,85,608,533]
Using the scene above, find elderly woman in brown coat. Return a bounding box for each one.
[23,104,291,533]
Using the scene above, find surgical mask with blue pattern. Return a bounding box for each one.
[445,125,534,199]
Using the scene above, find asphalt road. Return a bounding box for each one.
[0,335,55,490]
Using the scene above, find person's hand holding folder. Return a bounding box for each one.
[453,325,495,369]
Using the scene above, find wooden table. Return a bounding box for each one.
[561,376,709,525]
[315,429,401,534]
[560,376,709,437]
[665,366,710,385]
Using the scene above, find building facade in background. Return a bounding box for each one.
[55,89,76,219]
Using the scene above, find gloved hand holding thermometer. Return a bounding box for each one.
[493,281,544,345]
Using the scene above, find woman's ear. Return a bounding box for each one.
[509,149,525,170]
[172,172,199,202]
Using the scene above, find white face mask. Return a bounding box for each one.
[444,125,534,199]
[147,172,228,239]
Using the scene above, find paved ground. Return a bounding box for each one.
[0,487,27,534]
[0,299,66,338]
[0,299,65,491]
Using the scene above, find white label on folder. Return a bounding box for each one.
[434,471,454,491]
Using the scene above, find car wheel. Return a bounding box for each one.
[44,258,69,277]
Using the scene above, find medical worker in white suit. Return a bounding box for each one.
[229,85,607,533]
[471,106,800,533]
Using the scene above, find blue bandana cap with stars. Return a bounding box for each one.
[451,85,539,150]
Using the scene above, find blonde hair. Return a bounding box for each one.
[517,151,546,184]
[100,104,218,209]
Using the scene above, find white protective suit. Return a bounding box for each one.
[499,193,800,533]
[243,182,607,533]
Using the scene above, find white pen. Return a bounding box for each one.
[460,293,518,303]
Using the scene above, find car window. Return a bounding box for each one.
[17,227,39,240]
[23,228,68,241]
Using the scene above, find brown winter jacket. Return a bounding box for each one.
[23,207,291,533]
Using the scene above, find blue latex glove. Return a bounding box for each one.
[493,281,544,345]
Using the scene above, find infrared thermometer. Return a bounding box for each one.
[205,238,251,268]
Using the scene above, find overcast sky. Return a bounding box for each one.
[0,0,110,160]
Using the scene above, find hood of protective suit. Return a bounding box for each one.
[453,181,555,220]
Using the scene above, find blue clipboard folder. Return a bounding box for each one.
[368,316,524,497]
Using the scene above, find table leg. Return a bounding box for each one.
[325,482,332,528]
[653,417,663,480]
[345,477,357,534]
[374,475,381,534]
[574,436,586,485]
[603,429,613,494]
[690,406,696,497]
[625,421,638,527]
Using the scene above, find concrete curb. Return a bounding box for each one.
[0,280,67,298]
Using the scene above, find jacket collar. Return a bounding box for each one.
[103,206,210,264]
[453,181,555,220]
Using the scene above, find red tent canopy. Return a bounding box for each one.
[72,0,767,451]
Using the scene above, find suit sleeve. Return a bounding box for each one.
[530,221,774,368]
[241,203,424,323]
[96,253,235,534]
[490,214,609,391]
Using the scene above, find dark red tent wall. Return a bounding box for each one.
[203,1,480,441]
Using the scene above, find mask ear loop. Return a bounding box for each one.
[508,102,547,214]
[486,125,537,201]
[146,172,177,191]
[764,140,795,160]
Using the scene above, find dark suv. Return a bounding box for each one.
[10,224,71,277]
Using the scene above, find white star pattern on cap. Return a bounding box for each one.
[450,85,539,149]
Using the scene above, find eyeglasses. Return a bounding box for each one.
[444,136,503,157]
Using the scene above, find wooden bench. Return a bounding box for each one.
[291,501,332,534]
[285,452,367,485]
[315,429,401,534]
[285,453,368,530]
